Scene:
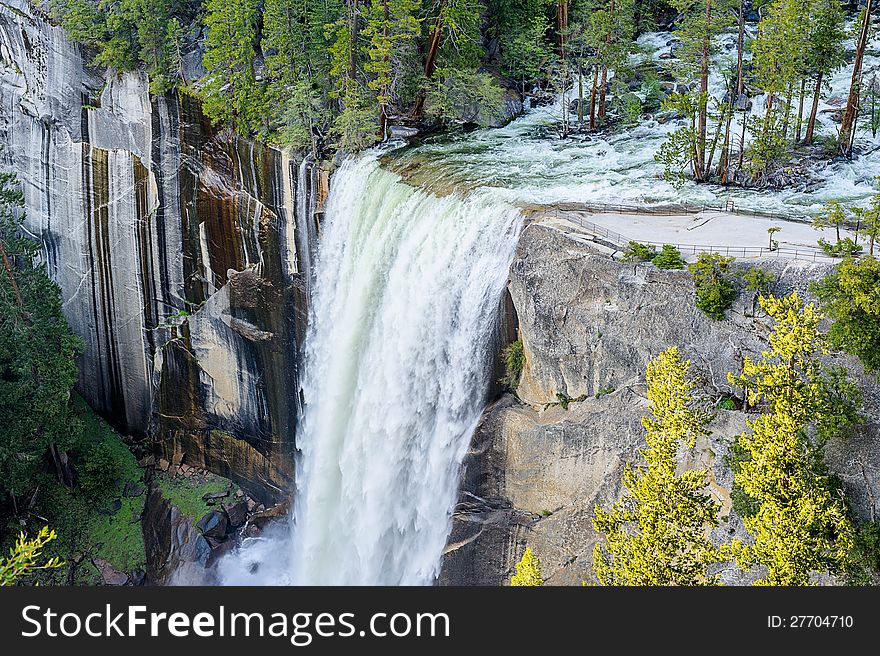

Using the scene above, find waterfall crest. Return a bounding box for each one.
[221,154,521,585]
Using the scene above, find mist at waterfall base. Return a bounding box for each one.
[219,156,521,585]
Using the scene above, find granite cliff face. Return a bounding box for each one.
[441,220,880,585]
[0,1,324,503]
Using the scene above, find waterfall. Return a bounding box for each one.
[293,157,319,290]
[220,154,521,585]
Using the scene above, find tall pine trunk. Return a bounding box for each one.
[804,72,823,145]
[589,65,598,130]
[733,0,746,172]
[557,1,568,56]
[578,63,584,129]
[840,0,873,156]
[598,0,614,125]
[348,0,359,85]
[719,111,733,183]
[411,5,446,120]
[704,102,727,181]
[736,0,744,97]
[795,78,806,143]
[695,0,712,180]
[781,83,793,141]
[378,0,390,140]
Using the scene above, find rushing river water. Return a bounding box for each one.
[386,30,880,218]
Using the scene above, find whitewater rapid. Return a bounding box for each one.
[220,155,521,585]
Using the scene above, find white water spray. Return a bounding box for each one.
[221,154,521,585]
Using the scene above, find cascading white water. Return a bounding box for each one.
[220,154,521,585]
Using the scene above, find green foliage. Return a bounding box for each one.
[76,441,124,501]
[812,256,880,373]
[155,467,235,522]
[652,244,685,270]
[814,200,847,241]
[279,81,326,156]
[745,109,788,176]
[854,192,880,256]
[13,396,149,583]
[666,0,735,85]
[510,546,544,586]
[818,238,863,258]
[742,267,776,294]
[727,293,863,585]
[262,0,341,149]
[502,338,525,389]
[51,0,184,94]
[364,0,422,114]
[656,0,734,181]
[640,77,664,113]
[620,93,643,126]
[0,527,63,586]
[752,0,809,99]
[201,0,267,136]
[595,385,616,399]
[716,396,737,411]
[435,0,488,73]
[723,438,760,518]
[689,253,736,320]
[805,0,847,86]
[654,92,702,186]
[577,0,637,124]
[623,241,658,262]
[333,91,381,154]
[855,521,880,573]
[492,0,555,85]
[0,173,83,499]
[593,347,723,585]
[863,75,880,138]
[426,70,506,126]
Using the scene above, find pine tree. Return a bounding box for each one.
[593,347,723,586]
[579,0,635,130]
[364,0,422,139]
[858,193,880,256]
[51,0,184,94]
[492,0,555,93]
[663,0,735,181]
[840,0,874,156]
[802,0,846,145]
[510,547,545,586]
[0,173,83,506]
[812,255,880,373]
[728,293,862,585]
[813,200,846,245]
[749,0,813,172]
[202,0,267,136]
[411,0,486,120]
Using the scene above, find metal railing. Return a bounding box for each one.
[550,208,842,264]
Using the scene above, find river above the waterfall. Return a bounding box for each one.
[384,30,880,220]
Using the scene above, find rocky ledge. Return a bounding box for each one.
[440,220,880,585]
